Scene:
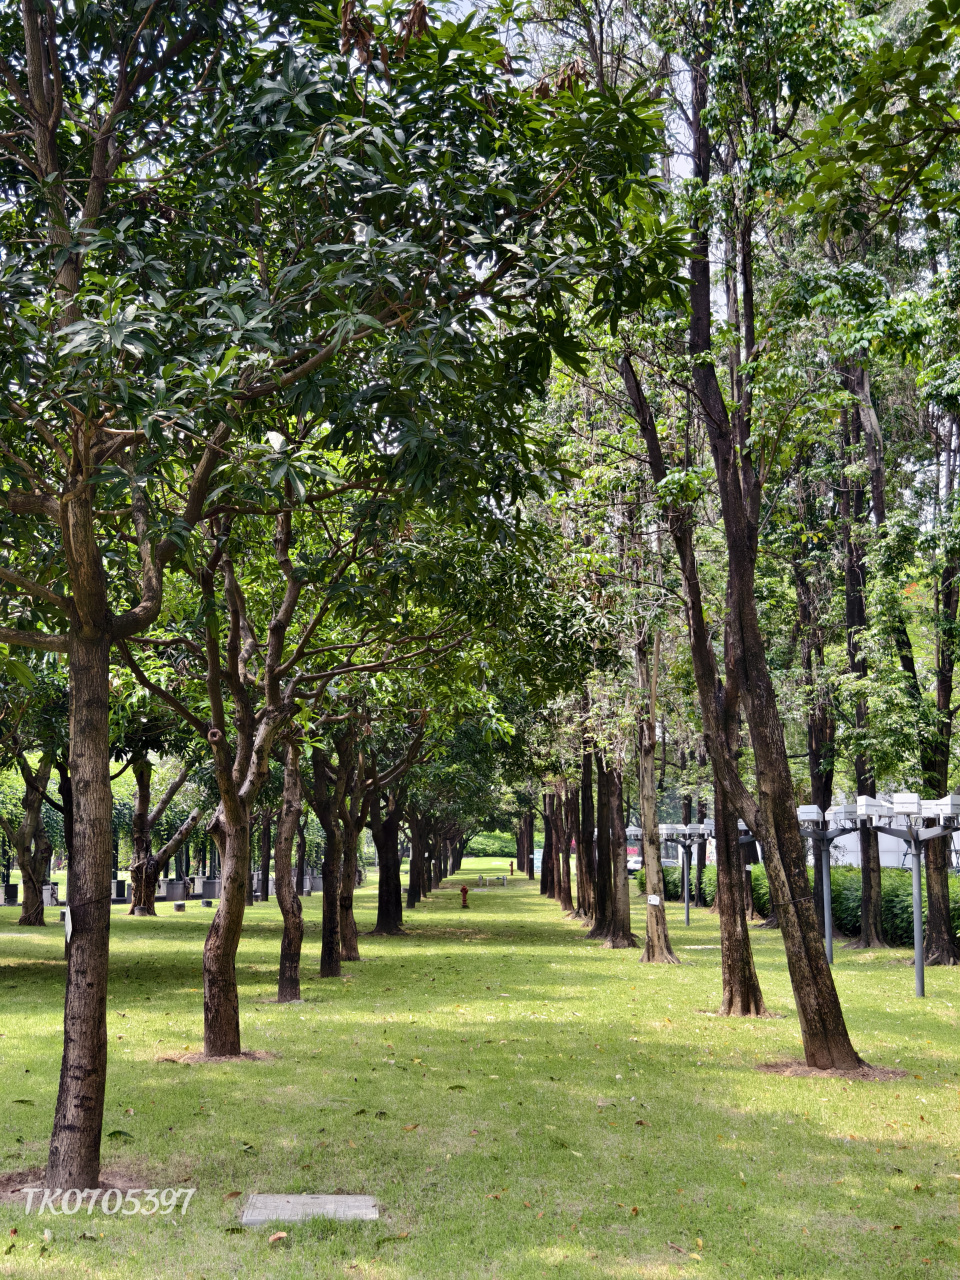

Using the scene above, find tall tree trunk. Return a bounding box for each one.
[339,821,361,962]
[274,740,304,1002]
[370,794,404,935]
[526,812,535,880]
[47,634,112,1190]
[924,835,960,965]
[656,50,863,1068]
[579,749,595,918]
[260,813,271,902]
[407,814,424,909]
[607,766,636,948]
[546,796,562,902]
[540,808,553,897]
[694,787,708,908]
[547,793,575,912]
[590,753,612,936]
[320,825,343,978]
[636,636,675,961]
[714,775,767,1015]
[6,755,53,927]
[203,793,249,1056]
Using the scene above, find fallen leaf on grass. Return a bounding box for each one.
[635,1119,649,1127]
[3,1244,13,1256]
[268,1232,287,1245]
[106,1130,134,1142]
[523,1202,532,1208]
[688,1252,702,1261]
[375,1111,388,1119]
[222,1192,241,1202]
[448,1085,466,1091]
[78,1233,97,1241]
[668,1242,686,1254]
[631,1207,639,1215]
[402,1124,419,1132]
[348,1140,358,1149]
[486,1194,500,1200]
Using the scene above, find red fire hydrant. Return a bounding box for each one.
[509,861,514,876]
[460,884,469,909]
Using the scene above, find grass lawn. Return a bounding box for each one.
[0,857,956,1279]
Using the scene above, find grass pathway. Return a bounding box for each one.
[0,857,956,1278]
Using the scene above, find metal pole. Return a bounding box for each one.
[683,843,690,926]
[821,836,833,965]
[912,836,924,998]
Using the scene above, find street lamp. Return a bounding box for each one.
[857,791,960,997]
[658,824,704,925]
[796,803,858,964]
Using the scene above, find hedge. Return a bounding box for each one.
[635,863,960,945]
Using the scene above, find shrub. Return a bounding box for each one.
[638,861,960,947]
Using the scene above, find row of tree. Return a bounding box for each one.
[3,0,960,1199]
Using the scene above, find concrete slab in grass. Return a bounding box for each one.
[240,1194,379,1226]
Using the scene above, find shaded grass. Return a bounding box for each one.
[0,858,956,1278]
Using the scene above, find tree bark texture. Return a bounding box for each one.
[370,792,404,935]
[47,635,112,1190]
[607,766,637,948]
[714,775,767,1015]
[577,749,595,919]
[590,752,612,937]
[274,740,304,1002]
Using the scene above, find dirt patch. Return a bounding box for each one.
[175,1049,278,1065]
[0,1170,43,1202]
[0,1167,149,1203]
[756,1059,907,1082]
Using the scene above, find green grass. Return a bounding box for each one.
[0,858,956,1278]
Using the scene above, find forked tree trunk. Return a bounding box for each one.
[130,809,200,916]
[131,854,160,916]
[924,834,960,965]
[47,634,113,1191]
[714,777,767,1015]
[274,740,304,1002]
[607,767,637,948]
[589,754,612,937]
[370,795,404,935]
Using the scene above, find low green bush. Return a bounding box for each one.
[637,861,960,944]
